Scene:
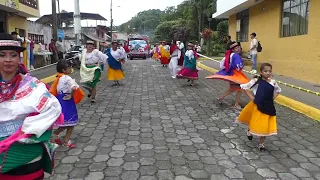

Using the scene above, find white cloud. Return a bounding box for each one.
[36,0,185,25]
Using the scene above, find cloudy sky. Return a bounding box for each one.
[36,0,186,26]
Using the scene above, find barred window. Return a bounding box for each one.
[281,0,310,37]
[236,9,249,42]
[28,33,44,44]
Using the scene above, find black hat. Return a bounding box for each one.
[0,33,25,52]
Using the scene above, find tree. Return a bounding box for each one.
[217,20,229,43]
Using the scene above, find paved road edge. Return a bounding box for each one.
[197,61,320,121]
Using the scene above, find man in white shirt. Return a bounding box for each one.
[169,40,181,78]
[249,32,258,74]
[55,38,65,60]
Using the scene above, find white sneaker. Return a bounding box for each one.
[172,76,176,79]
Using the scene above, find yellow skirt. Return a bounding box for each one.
[107,66,125,81]
[238,101,277,136]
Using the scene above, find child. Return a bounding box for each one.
[50,60,84,148]
[237,63,281,151]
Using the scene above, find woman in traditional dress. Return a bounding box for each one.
[50,60,85,149]
[176,42,199,86]
[169,40,181,78]
[0,33,62,179]
[159,41,170,67]
[206,41,249,109]
[237,63,281,151]
[106,41,125,86]
[80,40,107,103]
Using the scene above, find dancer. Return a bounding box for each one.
[50,60,85,148]
[159,41,170,67]
[152,44,160,61]
[169,40,181,78]
[237,63,281,151]
[206,41,249,109]
[106,41,125,86]
[80,40,107,103]
[176,42,199,86]
[0,33,62,179]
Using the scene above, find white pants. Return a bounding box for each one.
[169,57,178,77]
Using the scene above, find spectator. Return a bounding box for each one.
[55,37,65,60]
[249,32,258,74]
[49,39,58,63]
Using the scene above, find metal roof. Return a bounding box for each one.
[35,12,107,24]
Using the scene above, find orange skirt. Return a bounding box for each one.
[206,70,250,85]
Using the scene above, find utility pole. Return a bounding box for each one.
[74,0,81,45]
[57,0,61,27]
[52,0,58,40]
[110,0,113,42]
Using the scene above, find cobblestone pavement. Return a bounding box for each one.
[46,59,320,180]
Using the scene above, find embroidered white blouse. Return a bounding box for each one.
[84,49,108,64]
[57,75,79,94]
[0,75,61,138]
[240,78,282,95]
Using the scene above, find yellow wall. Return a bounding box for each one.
[229,0,320,84]
[7,15,28,35]
[0,0,40,17]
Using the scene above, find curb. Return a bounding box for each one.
[40,68,75,84]
[197,61,320,121]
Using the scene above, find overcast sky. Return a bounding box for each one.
[35,0,186,26]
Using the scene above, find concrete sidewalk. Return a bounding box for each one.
[199,60,320,111]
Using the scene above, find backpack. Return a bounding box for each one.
[257,41,262,52]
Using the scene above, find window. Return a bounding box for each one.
[28,33,44,44]
[15,28,25,37]
[236,9,249,42]
[281,0,310,37]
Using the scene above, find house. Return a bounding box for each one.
[212,0,320,84]
[36,12,109,51]
[0,0,39,36]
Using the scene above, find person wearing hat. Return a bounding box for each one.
[206,41,249,109]
[105,40,125,86]
[0,33,62,179]
[80,40,107,103]
[176,42,199,86]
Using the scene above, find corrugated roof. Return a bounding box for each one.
[35,12,107,24]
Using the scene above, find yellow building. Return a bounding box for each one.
[0,0,40,36]
[213,0,320,84]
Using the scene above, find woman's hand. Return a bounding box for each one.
[63,94,72,100]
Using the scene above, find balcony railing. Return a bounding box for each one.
[19,0,38,9]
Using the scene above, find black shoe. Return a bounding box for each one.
[88,94,91,98]
[247,130,253,140]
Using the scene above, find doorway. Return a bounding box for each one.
[0,11,7,33]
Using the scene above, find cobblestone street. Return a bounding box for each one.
[47,59,320,180]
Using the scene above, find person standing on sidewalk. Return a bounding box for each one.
[49,39,58,63]
[249,33,258,74]
[56,37,65,60]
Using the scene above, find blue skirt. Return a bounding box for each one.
[57,93,79,127]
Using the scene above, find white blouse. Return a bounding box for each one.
[111,49,125,60]
[57,75,79,94]
[171,49,181,59]
[185,50,195,59]
[240,78,282,95]
[85,49,108,64]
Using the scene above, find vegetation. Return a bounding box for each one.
[118,0,228,55]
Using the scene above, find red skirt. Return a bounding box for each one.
[160,57,169,65]
[177,67,198,79]
[0,169,44,180]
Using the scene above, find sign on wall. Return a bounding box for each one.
[236,19,241,32]
[5,0,19,9]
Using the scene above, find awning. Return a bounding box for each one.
[83,33,105,42]
[212,0,264,19]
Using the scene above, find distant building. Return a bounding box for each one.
[0,0,40,36]
[213,0,319,84]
